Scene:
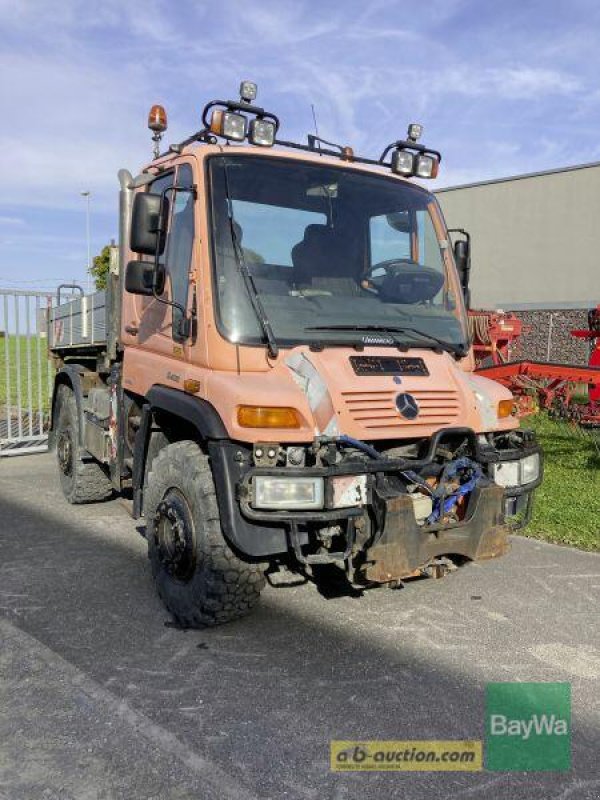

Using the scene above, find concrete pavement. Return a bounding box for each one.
[0,452,599,799]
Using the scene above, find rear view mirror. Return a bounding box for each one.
[385,211,411,234]
[454,239,469,275]
[130,192,170,255]
[125,260,155,295]
[449,229,471,307]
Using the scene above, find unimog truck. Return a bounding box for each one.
[48,82,542,626]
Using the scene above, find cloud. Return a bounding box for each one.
[0,0,597,287]
[0,216,26,226]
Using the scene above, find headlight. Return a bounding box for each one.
[249,118,276,147]
[391,149,414,176]
[491,453,540,487]
[492,461,520,487]
[521,453,540,484]
[252,476,324,510]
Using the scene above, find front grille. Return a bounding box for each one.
[342,389,461,429]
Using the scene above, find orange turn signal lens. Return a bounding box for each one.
[209,109,223,136]
[497,399,514,419]
[183,379,201,394]
[237,405,301,429]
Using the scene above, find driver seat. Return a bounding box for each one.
[291,224,362,295]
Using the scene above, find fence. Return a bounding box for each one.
[0,289,55,456]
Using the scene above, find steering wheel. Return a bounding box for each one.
[364,259,444,304]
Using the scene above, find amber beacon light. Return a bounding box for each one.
[148,104,168,158]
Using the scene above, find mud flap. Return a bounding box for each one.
[362,484,510,583]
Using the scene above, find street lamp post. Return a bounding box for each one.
[81,191,91,293]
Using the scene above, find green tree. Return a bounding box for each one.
[89,244,112,291]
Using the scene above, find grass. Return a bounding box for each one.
[524,413,600,551]
[0,334,54,413]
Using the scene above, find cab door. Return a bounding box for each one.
[126,162,196,360]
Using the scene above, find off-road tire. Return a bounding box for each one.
[145,440,266,627]
[55,384,113,504]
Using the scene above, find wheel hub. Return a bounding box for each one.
[153,489,196,581]
[57,429,73,477]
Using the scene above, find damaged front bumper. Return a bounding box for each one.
[208,427,542,579]
[362,482,508,583]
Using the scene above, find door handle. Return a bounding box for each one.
[125,324,139,336]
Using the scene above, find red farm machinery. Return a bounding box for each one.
[470,307,600,427]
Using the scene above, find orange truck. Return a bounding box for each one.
[48,82,542,626]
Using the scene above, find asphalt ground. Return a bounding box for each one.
[0,452,599,800]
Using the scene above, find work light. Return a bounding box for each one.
[249,118,276,147]
[407,123,423,142]
[240,80,258,102]
[391,149,414,177]
[414,153,440,179]
[209,109,247,141]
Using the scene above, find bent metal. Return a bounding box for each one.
[47,80,543,627]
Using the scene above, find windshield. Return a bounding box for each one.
[209,155,467,350]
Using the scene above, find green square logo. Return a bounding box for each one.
[486,683,571,772]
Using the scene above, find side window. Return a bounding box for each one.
[148,172,174,271]
[166,164,195,336]
[369,212,412,268]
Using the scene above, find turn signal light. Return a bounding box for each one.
[238,405,301,429]
[183,379,201,394]
[497,399,514,419]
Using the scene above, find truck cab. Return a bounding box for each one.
[49,83,542,626]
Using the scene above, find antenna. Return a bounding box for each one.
[310,103,322,155]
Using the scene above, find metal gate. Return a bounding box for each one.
[1,289,54,456]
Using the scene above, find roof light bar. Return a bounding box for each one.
[163,82,442,172]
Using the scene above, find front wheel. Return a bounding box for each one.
[144,440,266,627]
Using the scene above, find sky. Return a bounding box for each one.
[1,0,600,293]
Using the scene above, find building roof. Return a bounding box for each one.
[436,160,600,193]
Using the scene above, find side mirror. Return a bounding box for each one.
[130,192,170,256]
[125,260,166,296]
[454,239,469,277]
[452,235,471,307]
[125,260,155,295]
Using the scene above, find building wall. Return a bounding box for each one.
[510,308,590,365]
[435,164,600,310]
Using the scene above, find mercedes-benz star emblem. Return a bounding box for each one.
[395,392,419,420]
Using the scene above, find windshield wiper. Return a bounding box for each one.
[222,164,279,359]
[304,324,466,355]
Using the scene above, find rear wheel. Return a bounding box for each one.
[145,440,266,627]
[55,384,113,504]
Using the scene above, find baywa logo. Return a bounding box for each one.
[486,682,571,772]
